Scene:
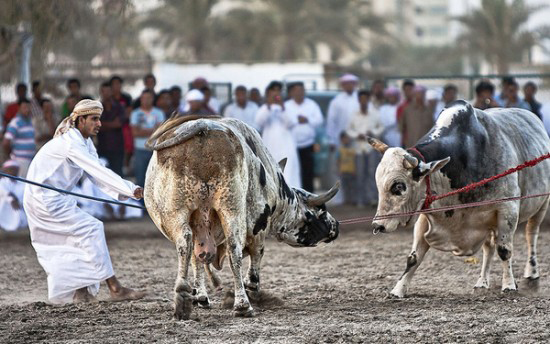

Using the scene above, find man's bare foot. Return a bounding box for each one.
[109,286,146,302]
[106,275,146,302]
[73,287,98,303]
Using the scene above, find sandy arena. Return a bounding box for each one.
[1,205,550,343]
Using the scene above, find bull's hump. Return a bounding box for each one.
[428,100,474,141]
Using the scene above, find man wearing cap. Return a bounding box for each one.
[0,159,27,231]
[177,89,214,117]
[179,77,220,114]
[326,74,360,199]
[23,99,146,304]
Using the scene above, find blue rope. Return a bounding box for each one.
[0,171,146,210]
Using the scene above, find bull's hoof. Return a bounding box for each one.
[502,287,518,294]
[193,295,211,309]
[233,306,255,318]
[472,285,490,294]
[521,277,540,292]
[174,290,193,321]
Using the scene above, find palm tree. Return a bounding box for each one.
[455,0,549,74]
[141,0,218,61]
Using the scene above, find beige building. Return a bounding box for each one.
[371,0,451,46]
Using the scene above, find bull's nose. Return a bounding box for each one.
[372,224,385,235]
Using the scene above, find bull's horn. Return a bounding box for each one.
[367,137,389,154]
[403,154,419,169]
[307,181,340,207]
[278,158,287,172]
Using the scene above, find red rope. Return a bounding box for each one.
[339,151,550,226]
[408,149,550,209]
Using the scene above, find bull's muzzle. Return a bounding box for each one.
[372,223,386,235]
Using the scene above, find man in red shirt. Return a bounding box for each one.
[3,83,28,130]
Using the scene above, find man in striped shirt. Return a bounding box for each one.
[2,98,36,177]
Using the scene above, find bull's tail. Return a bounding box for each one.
[146,117,226,151]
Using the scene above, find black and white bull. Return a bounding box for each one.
[369,100,550,297]
[144,115,339,319]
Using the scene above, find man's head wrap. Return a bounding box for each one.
[54,99,103,137]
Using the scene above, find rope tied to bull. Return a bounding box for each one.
[0,171,146,210]
[340,151,550,226]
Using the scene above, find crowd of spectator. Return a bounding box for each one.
[0,73,547,230]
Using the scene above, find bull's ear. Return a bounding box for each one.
[418,157,451,176]
[278,158,287,172]
[367,137,389,154]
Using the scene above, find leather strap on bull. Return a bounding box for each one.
[407,147,550,210]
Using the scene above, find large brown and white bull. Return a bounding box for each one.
[369,100,550,297]
[144,115,339,319]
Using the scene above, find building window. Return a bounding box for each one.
[416,27,424,37]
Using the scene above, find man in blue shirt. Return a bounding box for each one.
[130,89,165,189]
[2,98,35,177]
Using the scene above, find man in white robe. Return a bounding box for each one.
[0,160,27,231]
[325,74,360,204]
[255,84,302,188]
[23,99,146,304]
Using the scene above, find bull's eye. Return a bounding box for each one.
[390,182,406,196]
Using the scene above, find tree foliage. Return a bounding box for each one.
[455,0,550,74]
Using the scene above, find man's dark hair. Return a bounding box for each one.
[18,98,30,105]
[508,80,519,88]
[143,73,156,83]
[372,79,385,86]
[67,78,81,88]
[402,79,415,89]
[158,89,170,96]
[443,83,458,93]
[76,115,90,127]
[475,80,495,95]
[109,75,124,84]
[100,81,111,89]
[502,76,515,86]
[141,89,155,97]
[524,81,537,90]
[267,80,283,91]
[287,81,304,92]
[200,85,211,92]
[16,83,27,92]
[40,98,52,107]
[32,80,40,90]
[358,89,371,98]
[170,85,182,93]
[235,85,247,93]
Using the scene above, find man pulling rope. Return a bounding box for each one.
[23,99,146,304]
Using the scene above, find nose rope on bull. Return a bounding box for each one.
[0,171,146,210]
[339,151,550,227]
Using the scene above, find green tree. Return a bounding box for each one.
[0,0,143,82]
[141,0,218,61]
[455,0,549,74]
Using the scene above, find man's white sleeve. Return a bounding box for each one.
[68,142,137,201]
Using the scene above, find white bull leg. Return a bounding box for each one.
[391,215,430,298]
[495,205,519,292]
[523,198,548,281]
[218,210,254,317]
[474,232,495,289]
[173,223,194,320]
[191,255,210,308]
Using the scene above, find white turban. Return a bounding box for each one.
[339,73,359,83]
[54,99,103,137]
[185,89,204,102]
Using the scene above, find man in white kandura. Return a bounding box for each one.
[23,99,146,304]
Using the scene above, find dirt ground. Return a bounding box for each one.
[1,205,550,344]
